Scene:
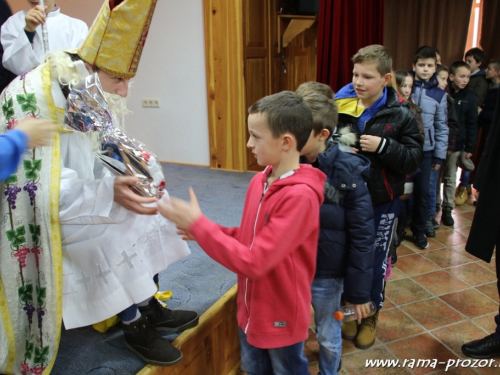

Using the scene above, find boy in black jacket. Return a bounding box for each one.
[334,45,423,349]
[441,61,478,226]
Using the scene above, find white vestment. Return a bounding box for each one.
[47,75,191,330]
[1,8,88,75]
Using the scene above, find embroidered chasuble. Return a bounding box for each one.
[0,62,190,375]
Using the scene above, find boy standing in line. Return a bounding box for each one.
[465,47,489,108]
[478,59,500,136]
[334,45,423,349]
[297,81,375,374]
[441,61,478,226]
[411,46,449,249]
[455,47,489,204]
[158,91,326,375]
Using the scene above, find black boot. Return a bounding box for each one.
[138,298,199,332]
[390,236,398,265]
[461,333,500,359]
[122,315,183,366]
[441,206,454,226]
[425,217,436,238]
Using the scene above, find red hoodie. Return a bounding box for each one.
[189,164,325,349]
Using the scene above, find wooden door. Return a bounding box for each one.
[243,0,272,171]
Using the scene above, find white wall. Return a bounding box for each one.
[6,0,210,166]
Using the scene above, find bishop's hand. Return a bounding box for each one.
[113,176,158,215]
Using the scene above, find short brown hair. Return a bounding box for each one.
[248,91,313,151]
[436,64,449,75]
[489,59,500,72]
[450,61,470,75]
[296,82,338,136]
[352,45,392,76]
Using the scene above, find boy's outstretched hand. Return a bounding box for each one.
[157,187,202,232]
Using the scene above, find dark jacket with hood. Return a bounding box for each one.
[335,85,423,204]
[449,85,478,153]
[305,141,375,304]
[478,82,499,135]
[467,68,488,107]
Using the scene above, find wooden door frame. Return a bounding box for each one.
[203,0,248,172]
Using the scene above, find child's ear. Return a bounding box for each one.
[320,129,330,141]
[383,72,392,86]
[282,134,294,150]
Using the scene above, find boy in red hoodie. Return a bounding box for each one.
[158,91,326,374]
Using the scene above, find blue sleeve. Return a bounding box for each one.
[342,176,375,304]
[433,93,449,160]
[0,129,28,181]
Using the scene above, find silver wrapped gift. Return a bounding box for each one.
[64,73,165,197]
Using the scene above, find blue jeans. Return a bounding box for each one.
[311,278,343,375]
[117,304,138,321]
[411,152,432,234]
[428,168,440,217]
[460,170,471,187]
[238,327,310,375]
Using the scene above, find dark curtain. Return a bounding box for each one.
[480,0,500,60]
[384,0,473,70]
[316,0,384,92]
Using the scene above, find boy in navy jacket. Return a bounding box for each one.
[297,81,375,374]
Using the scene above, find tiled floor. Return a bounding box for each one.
[305,199,499,374]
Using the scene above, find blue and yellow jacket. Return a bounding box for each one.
[335,85,423,204]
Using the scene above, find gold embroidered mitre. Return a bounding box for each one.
[78,0,158,78]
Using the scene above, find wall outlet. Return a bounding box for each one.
[142,99,160,108]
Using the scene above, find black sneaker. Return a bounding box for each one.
[391,251,398,265]
[138,298,199,332]
[441,206,455,226]
[425,219,436,238]
[435,203,441,214]
[390,238,398,265]
[122,315,183,366]
[431,218,440,230]
[413,233,429,249]
[462,333,500,359]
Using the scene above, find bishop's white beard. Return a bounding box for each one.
[104,92,131,130]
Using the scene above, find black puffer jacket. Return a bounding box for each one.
[450,87,478,153]
[336,87,424,204]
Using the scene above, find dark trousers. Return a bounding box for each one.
[372,199,402,309]
[412,152,432,234]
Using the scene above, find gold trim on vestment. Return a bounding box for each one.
[41,63,64,375]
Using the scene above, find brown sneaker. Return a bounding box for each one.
[355,310,379,349]
[341,320,358,340]
[454,186,468,206]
